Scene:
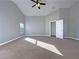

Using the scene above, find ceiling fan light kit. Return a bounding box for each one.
[36,3,40,7]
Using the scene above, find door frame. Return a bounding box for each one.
[49,20,57,37]
[49,20,56,37]
[49,19,63,39]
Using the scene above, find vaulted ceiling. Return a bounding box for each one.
[11,0,79,16]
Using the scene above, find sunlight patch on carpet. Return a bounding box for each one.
[24,37,63,56]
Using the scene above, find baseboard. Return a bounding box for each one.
[25,34,49,37]
[64,37,79,41]
[0,35,25,46]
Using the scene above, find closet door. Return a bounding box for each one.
[56,20,63,39]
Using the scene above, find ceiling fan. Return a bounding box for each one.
[31,0,46,9]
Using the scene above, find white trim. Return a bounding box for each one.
[25,34,48,36]
[0,35,25,46]
[49,19,64,39]
[64,37,79,41]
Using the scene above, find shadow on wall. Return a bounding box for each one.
[24,37,63,56]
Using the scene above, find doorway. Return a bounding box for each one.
[50,20,63,39]
[51,22,56,37]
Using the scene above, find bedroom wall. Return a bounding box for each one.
[0,0,25,43]
[45,8,70,37]
[59,8,70,37]
[25,16,46,36]
[68,2,79,39]
[45,10,60,36]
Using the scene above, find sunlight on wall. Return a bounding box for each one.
[24,37,63,56]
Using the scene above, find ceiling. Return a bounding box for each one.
[11,0,79,16]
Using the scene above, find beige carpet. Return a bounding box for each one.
[0,36,79,59]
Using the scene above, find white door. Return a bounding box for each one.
[56,20,63,39]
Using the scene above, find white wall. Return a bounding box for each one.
[25,16,45,36]
[69,2,79,39]
[45,10,60,36]
[45,8,71,37]
[0,0,25,43]
[57,3,79,39]
[59,8,70,37]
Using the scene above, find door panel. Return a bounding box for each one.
[56,20,63,39]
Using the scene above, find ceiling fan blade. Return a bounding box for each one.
[40,3,46,5]
[37,0,38,3]
[32,4,36,7]
[38,6,40,9]
[31,0,36,3]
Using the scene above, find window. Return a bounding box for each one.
[20,23,25,34]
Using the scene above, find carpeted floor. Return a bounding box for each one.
[0,36,79,59]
